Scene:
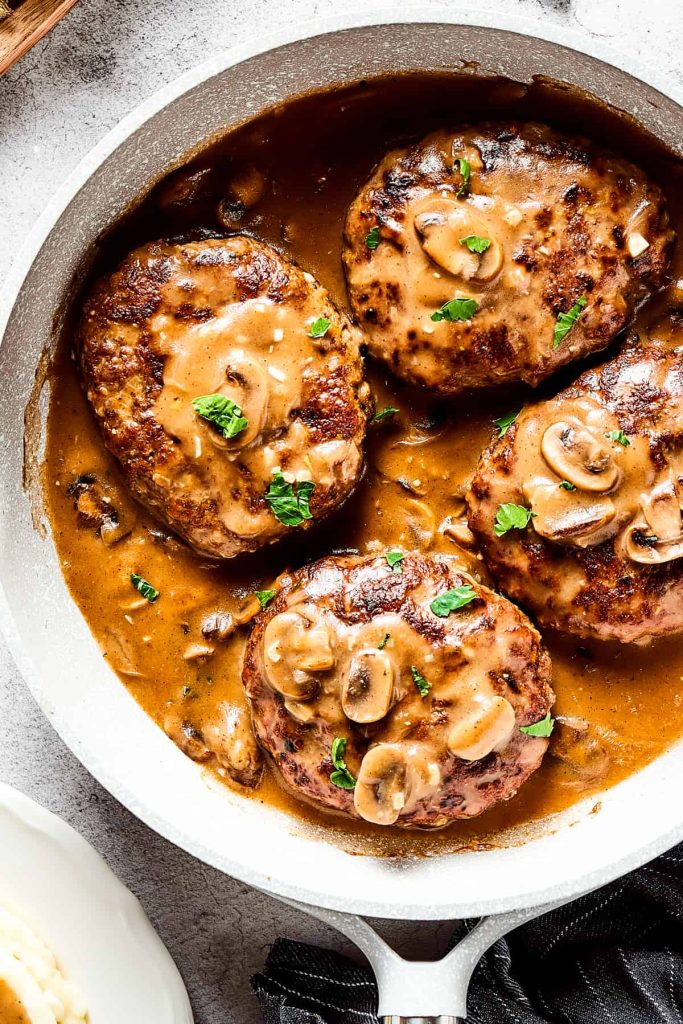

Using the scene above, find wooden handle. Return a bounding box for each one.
[0,0,80,76]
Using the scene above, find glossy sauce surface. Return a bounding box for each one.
[41,72,683,855]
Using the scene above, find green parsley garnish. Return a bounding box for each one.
[559,481,577,491]
[256,589,276,609]
[520,713,555,738]
[385,551,405,573]
[430,585,477,617]
[308,316,331,339]
[552,295,587,350]
[431,297,478,323]
[494,503,535,537]
[372,406,399,423]
[460,235,491,254]
[605,429,630,447]
[330,737,356,790]
[365,226,381,250]
[455,157,471,197]
[130,573,159,603]
[192,394,248,439]
[265,470,315,527]
[378,633,390,651]
[411,666,431,698]
[493,410,519,438]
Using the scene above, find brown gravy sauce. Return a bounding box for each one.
[0,980,28,1024]
[41,72,683,856]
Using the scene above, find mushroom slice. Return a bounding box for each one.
[414,199,503,282]
[642,474,683,542]
[551,717,610,789]
[447,696,516,762]
[205,702,264,788]
[354,744,411,825]
[263,609,334,699]
[342,649,395,724]
[621,520,683,565]
[541,421,620,493]
[528,484,616,548]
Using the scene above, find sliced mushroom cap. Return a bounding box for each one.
[353,743,410,825]
[642,474,683,542]
[414,198,503,282]
[621,520,683,565]
[528,484,616,548]
[342,648,395,724]
[551,717,610,789]
[205,702,264,789]
[541,421,620,493]
[263,609,335,699]
[447,696,516,762]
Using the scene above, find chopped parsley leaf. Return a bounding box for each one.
[256,589,276,609]
[455,157,471,197]
[494,503,535,537]
[520,713,555,738]
[378,633,390,651]
[430,585,477,617]
[493,410,518,438]
[385,551,405,573]
[411,666,431,698]
[372,406,399,422]
[365,226,381,250]
[307,316,331,339]
[330,737,356,790]
[130,573,159,603]
[265,470,315,527]
[431,297,478,323]
[605,429,630,447]
[459,234,491,254]
[552,295,587,350]
[559,480,577,491]
[192,393,248,439]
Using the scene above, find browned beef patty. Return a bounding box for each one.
[79,236,371,558]
[467,316,683,643]
[343,122,674,394]
[242,551,554,828]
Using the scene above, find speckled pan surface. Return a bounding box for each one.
[1,11,682,920]
[0,782,193,1022]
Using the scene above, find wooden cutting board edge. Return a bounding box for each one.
[0,0,80,77]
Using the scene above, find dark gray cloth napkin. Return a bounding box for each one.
[252,843,683,1023]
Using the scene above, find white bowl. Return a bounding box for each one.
[0,782,192,1023]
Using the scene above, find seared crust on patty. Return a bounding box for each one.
[343,122,674,394]
[79,237,371,558]
[467,316,683,643]
[243,551,554,828]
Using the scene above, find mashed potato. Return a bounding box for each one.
[0,906,87,1023]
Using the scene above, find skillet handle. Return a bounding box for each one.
[381,1017,461,1023]
[277,893,577,1021]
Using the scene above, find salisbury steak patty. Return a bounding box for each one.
[243,551,554,828]
[79,237,370,558]
[468,316,683,643]
[343,122,674,394]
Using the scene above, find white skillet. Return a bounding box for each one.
[0,782,193,1023]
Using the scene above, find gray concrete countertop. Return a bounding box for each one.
[0,1,681,1021]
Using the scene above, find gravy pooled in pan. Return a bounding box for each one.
[41,73,683,855]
